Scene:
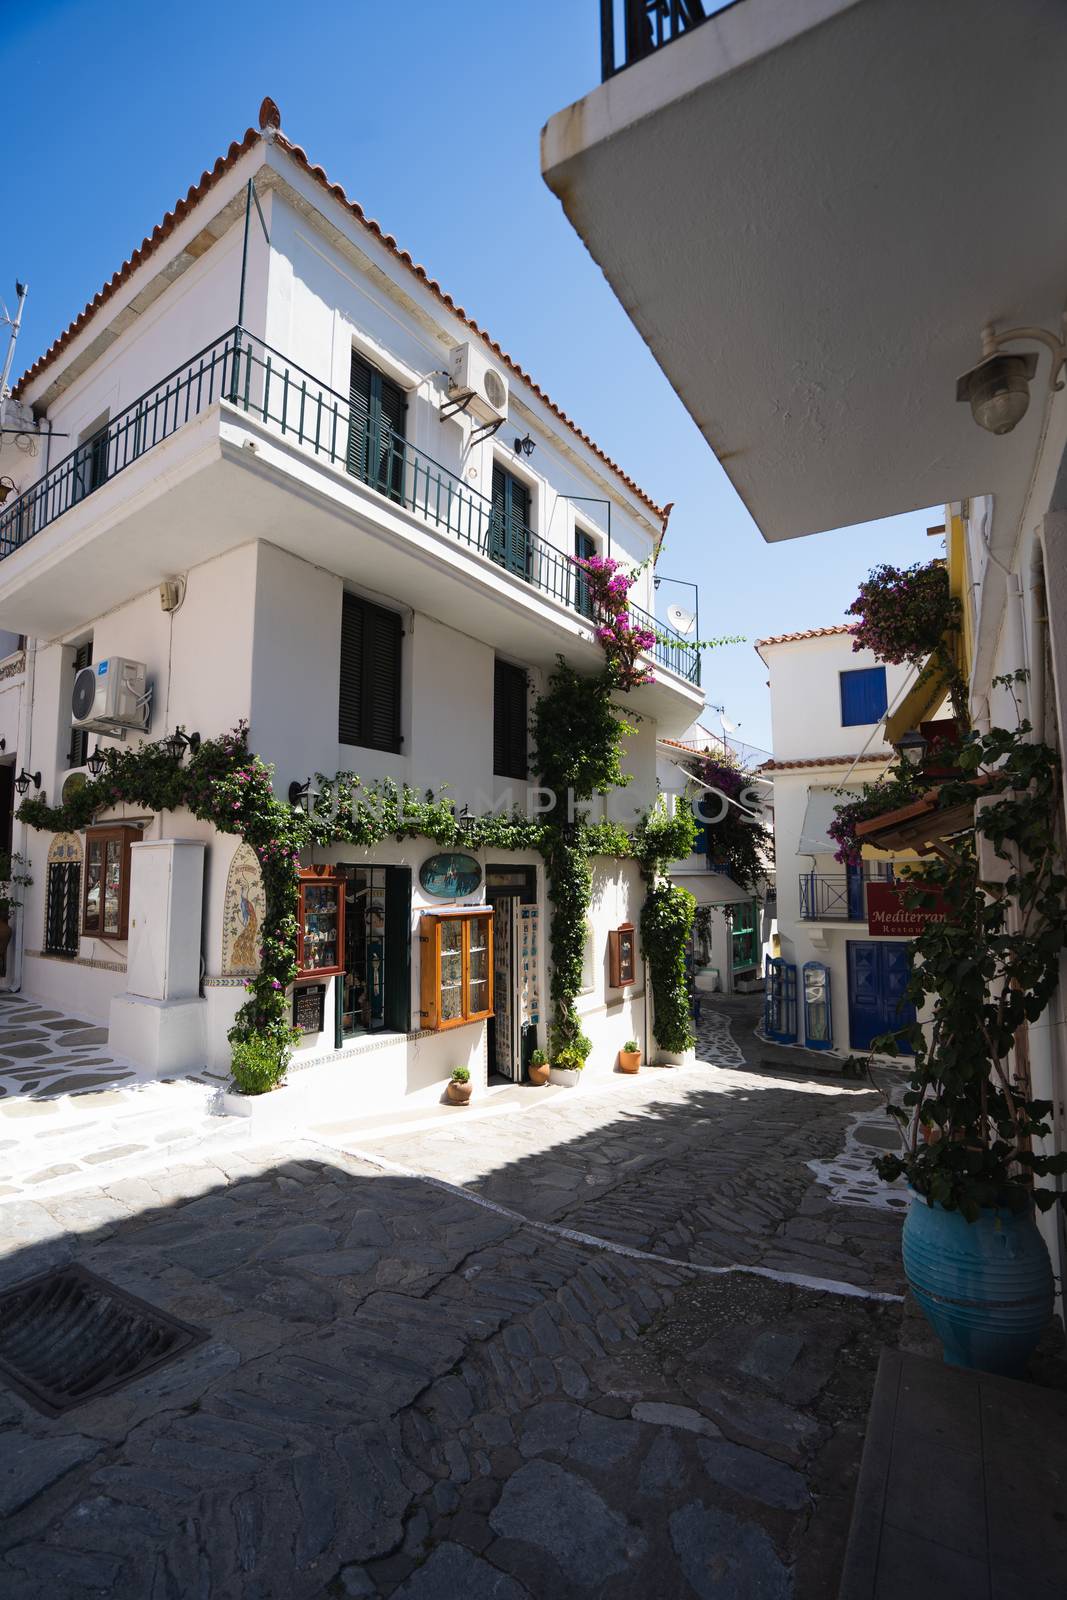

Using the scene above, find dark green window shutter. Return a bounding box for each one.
[494,660,528,779]
[383,866,412,1032]
[574,528,596,617]
[489,465,531,579]
[348,352,406,500]
[68,639,93,768]
[339,593,402,753]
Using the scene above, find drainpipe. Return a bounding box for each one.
[1028,556,1047,744]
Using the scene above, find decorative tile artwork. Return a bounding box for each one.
[221,842,265,977]
[47,832,83,866]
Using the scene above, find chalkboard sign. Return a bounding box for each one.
[293,983,326,1036]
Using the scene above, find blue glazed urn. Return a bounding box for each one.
[903,1196,1054,1377]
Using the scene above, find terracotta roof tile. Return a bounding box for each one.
[758,753,889,772]
[754,625,857,648]
[15,99,664,520]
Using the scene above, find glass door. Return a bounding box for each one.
[439,917,465,1025]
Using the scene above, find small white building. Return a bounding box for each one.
[656,721,773,996]
[0,99,703,1119]
[756,625,916,1055]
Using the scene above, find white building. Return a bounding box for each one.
[0,99,703,1119]
[541,0,1067,1288]
[756,626,916,1054]
[656,721,773,996]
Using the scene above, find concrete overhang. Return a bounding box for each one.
[0,406,701,733]
[542,0,1067,543]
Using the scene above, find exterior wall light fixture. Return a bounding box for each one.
[456,803,477,841]
[895,728,928,769]
[164,728,201,762]
[957,318,1067,435]
[87,746,108,777]
[14,768,40,796]
[513,434,535,458]
[0,477,16,506]
[288,778,312,811]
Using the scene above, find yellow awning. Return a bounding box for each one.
[884,511,971,747]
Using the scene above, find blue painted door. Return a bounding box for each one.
[847,941,915,1053]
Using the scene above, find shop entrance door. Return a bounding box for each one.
[485,865,538,1082]
[846,940,915,1053]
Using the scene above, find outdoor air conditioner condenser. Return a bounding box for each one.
[71,657,149,734]
[447,342,509,425]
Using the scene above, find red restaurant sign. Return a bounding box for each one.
[866,881,950,937]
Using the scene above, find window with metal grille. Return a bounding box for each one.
[493,660,528,780]
[839,666,888,727]
[347,352,407,502]
[338,593,403,753]
[44,861,81,958]
[489,464,532,580]
[67,639,93,769]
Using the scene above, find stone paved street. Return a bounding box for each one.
[0,1002,911,1597]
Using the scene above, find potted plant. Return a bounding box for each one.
[446,1066,473,1106]
[548,1031,591,1088]
[867,710,1067,1377]
[0,851,32,976]
[528,1047,550,1087]
[619,1038,641,1074]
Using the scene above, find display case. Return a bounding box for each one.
[608,921,637,988]
[418,909,494,1031]
[83,825,141,939]
[296,866,344,979]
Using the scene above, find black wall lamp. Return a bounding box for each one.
[513,433,535,459]
[87,745,108,777]
[456,803,477,842]
[14,768,40,797]
[288,778,312,811]
[164,728,201,762]
[895,728,928,769]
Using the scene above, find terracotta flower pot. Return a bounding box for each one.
[618,1050,641,1074]
[446,1079,473,1106]
[528,1061,551,1086]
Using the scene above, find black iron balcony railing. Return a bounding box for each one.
[798,873,866,922]
[600,0,739,81]
[0,326,699,686]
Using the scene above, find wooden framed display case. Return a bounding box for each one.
[82,825,141,939]
[296,866,344,980]
[608,921,637,988]
[418,909,494,1031]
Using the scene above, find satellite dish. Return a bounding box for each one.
[720,713,737,734]
[666,603,695,636]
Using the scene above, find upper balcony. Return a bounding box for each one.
[546,0,1067,546]
[599,1,738,80]
[0,327,701,726]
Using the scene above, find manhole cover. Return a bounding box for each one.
[0,1263,207,1416]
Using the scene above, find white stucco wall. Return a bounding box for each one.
[761,632,911,764]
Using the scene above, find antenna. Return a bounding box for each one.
[0,282,28,400]
[666,602,695,636]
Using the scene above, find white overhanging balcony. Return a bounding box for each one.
[544,0,1067,543]
[0,327,701,716]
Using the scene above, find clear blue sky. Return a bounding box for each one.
[4,0,937,751]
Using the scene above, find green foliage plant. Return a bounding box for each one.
[847,559,969,723]
[230,1033,289,1096]
[640,882,696,1053]
[450,1066,471,1084]
[622,1038,639,1054]
[868,716,1067,1220]
[0,850,32,915]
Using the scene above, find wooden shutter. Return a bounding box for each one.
[494,660,528,779]
[339,593,402,753]
[383,866,412,1033]
[347,353,373,481]
[339,592,366,746]
[489,466,530,578]
[364,602,402,752]
[840,667,888,727]
[68,639,93,768]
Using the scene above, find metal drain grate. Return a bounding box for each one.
[0,1263,207,1416]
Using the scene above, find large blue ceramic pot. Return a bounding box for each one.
[903,1196,1053,1377]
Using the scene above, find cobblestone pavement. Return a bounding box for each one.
[0,1001,909,1598]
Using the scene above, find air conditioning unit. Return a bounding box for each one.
[448,342,509,424]
[71,657,149,735]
